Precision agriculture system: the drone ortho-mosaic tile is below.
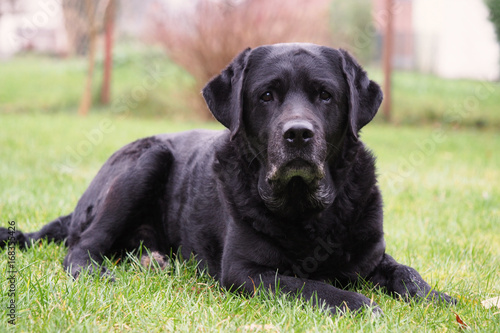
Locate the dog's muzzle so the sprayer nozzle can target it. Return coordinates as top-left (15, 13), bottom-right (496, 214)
top-left (267, 158), bottom-right (325, 186)
top-left (266, 119), bottom-right (326, 186)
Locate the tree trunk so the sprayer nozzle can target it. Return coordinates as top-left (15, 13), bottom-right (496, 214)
top-left (382, 0), bottom-right (394, 121)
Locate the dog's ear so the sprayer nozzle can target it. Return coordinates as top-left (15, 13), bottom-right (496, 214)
top-left (202, 48), bottom-right (251, 139)
top-left (338, 49), bottom-right (383, 140)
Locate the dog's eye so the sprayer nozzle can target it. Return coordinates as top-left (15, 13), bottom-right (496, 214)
top-left (319, 90), bottom-right (332, 101)
top-left (260, 91), bottom-right (274, 102)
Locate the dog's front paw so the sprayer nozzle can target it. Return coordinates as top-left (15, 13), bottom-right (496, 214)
top-left (425, 289), bottom-right (457, 305)
top-left (331, 292), bottom-right (383, 317)
top-left (66, 264), bottom-right (115, 282)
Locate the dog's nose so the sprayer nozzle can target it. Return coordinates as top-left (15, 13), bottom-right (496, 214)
top-left (283, 121), bottom-right (315, 147)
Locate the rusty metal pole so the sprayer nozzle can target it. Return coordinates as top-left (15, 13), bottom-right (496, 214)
top-left (382, 0), bottom-right (394, 121)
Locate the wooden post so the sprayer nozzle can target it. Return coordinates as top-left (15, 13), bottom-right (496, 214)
top-left (78, 0), bottom-right (97, 116)
top-left (382, 0), bottom-right (394, 121)
top-left (100, 0), bottom-right (115, 105)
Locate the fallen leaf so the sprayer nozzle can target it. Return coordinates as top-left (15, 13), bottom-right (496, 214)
top-left (481, 296), bottom-right (500, 309)
top-left (454, 312), bottom-right (469, 330)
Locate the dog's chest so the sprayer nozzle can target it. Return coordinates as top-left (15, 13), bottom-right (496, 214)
top-left (276, 223), bottom-right (353, 276)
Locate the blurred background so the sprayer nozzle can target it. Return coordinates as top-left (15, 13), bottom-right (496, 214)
top-left (2, 3), bottom-right (500, 331)
top-left (0, 0), bottom-right (499, 126)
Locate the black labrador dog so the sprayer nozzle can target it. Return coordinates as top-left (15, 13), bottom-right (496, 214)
top-left (1, 43), bottom-right (454, 314)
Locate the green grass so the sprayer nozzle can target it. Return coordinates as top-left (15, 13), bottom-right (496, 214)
top-left (1, 49), bottom-right (499, 127)
top-left (367, 68), bottom-right (500, 127)
top-left (1, 113), bottom-right (499, 332)
top-left (0, 46), bottom-right (197, 119)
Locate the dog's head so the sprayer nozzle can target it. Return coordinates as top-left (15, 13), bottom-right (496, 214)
top-left (203, 43), bottom-right (382, 217)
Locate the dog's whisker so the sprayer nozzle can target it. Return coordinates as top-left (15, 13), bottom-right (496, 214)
top-left (248, 148), bottom-right (267, 168)
top-left (325, 142), bottom-right (342, 156)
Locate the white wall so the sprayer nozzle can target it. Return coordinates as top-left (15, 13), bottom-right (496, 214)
top-left (0, 0), bottom-right (68, 58)
top-left (413, 0), bottom-right (499, 81)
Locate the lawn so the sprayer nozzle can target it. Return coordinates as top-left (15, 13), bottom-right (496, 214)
top-left (1, 113), bottom-right (499, 332)
top-left (0, 46), bottom-right (197, 119)
top-left (1, 48), bottom-right (500, 127)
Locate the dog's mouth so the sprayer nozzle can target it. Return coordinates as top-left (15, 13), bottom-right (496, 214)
top-left (259, 158), bottom-right (333, 216)
top-left (267, 158), bottom-right (325, 186)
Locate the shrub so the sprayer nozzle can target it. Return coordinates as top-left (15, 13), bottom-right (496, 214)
top-left (485, 0), bottom-right (500, 44)
top-left (330, 0), bottom-right (375, 64)
top-left (147, 0), bottom-right (332, 119)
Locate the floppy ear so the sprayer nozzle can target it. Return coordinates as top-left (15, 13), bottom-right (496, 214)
top-left (339, 49), bottom-right (383, 140)
top-left (202, 48), bottom-right (251, 139)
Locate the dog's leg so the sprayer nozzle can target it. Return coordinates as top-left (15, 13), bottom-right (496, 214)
top-left (368, 253), bottom-right (456, 304)
top-left (222, 267), bottom-right (382, 315)
top-left (63, 145), bottom-right (172, 279)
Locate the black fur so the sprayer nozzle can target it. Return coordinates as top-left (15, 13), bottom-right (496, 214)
top-left (0, 43), bottom-right (455, 314)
